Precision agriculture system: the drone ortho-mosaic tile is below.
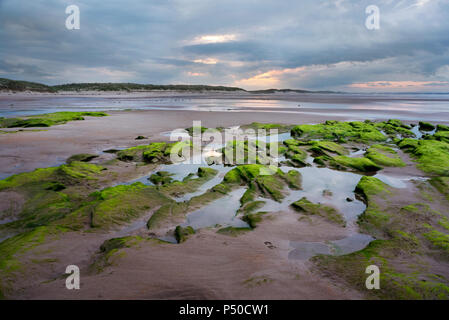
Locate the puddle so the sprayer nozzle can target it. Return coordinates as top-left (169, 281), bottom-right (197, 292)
top-left (181, 188), bottom-right (250, 230)
top-left (257, 166), bottom-right (366, 222)
top-left (348, 149), bottom-right (366, 157)
top-left (374, 173), bottom-right (428, 189)
top-left (410, 125), bottom-right (437, 139)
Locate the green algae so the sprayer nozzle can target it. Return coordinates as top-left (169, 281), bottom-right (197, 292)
top-left (0, 167), bottom-right (58, 191)
top-left (57, 161), bottom-right (104, 183)
top-left (434, 130), bottom-right (449, 143)
top-left (313, 174), bottom-right (449, 300)
top-left (0, 161), bottom-right (107, 229)
top-left (186, 126), bottom-right (208, 135)
top-left (282, 139), bottom-right (309, 167)
top-left (355, 176), bottom-right (391, 201)
top-left (90, 182), bottom-right (170, 228)
top-left (365, 144), bottom-right (405, 167)
top-left (419, 121), bottom-right (436, 131)
top-left (375, 119), bottom-right (414, 137)
top-left (291, 120), bottom-right (386, 142)
top-left (437, 124), bottom-right (449, 131)
top-left (240, 200), bottom-right (266, 215)
top-left (423, 224), bottom-right (449, 254)
top-left (66, 153), bottom-right (99, 164)
top-left (429, 176), bottom-right (449, 201)
top-left (242, 211), bottom-right (268, 228)
top-left (0, 111), bottom-right (108, 128)
top-left (239, 122), bottom-right (292, 133)
top-left (291, 197), bottom-right (346, 227)
top-left (229, 165), bottom-right (286, 201)
top-left (284, 170), bottom-right (302, 189)
top-left (399, 139), bottom-right (449, 175)
top-left (92, 236), bottom-right (155, 273)
top-left (117, 142), bottom-right (170, 162)
top-left (312, 239), bottom-right (449, 300)
top-left (331, 156), bottom-right (383, 172)
top-left (149, 171), bottom-right (174, 185)
top-left (0, 226), bottom-right (67, 297)
top-left (174, 225), bottom-right (195, 243)
top-left (222, 139), bottom-right (277, 165)
top-left (157, 167), bottom-right (218, 197)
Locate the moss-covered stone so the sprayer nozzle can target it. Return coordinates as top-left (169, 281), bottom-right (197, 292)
top-left (282, 139), bottom-right (309, 167)
top-left (158, 167), bottom-right (218, 198)
top-left (0, 111), bottom-right (108, 128)
top-left (291, 121), bottom-right (386, 142)
top-left (224, 165), bottom-right (287, 201)
top-left (242, 211), bottom-right (268, 228)
top-left (239, 122), bottom-right (292, 133)
top-left (284, 170), bottom-right (302, 189)
top-left (419, 121), bottom-right (436, 131)
top-left (331, 156), bottom-right (383, 172)
top-left (117, 142), bottom-right (171, 163)
top-left (90, 182), bottom-right (170, 228)
top-left (66, 153), bottom-right (99, 164)
top-left (291, 197), bottom-right (346, 227)
top-left (148, 171), bottom-right (174, 185)
top-left (398, 139), bottom-right (449, 175)
top-left (174, 225), bottom-right (195, 243)
top-left (365, 144), bottom-right (405, 167)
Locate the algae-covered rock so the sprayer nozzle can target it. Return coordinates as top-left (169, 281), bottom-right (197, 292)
top-left (239, 122), bottom-right (292, 133)
top-left (174, 225), bottom-right (195, 243)
top-left (0, 111), bottom-right (108, 128)
top-left (437, 124), bottom-right (449, 132)
top-left (117, 142), bottom-right (170, 162)
top-left (331, 156), bottom-right (383, 172)
top-left (224, 164), bottom-right (288, 201)
top-left (283, 139), bottom-right (309, 167)
top-left (90, 182), bottom-right (170, 228)
top-left (419, 121), bottom-right (436, 131)
top-left (242, 211), bottom-right (268, 228)
top-left (149, 171), bottom-right (174, 185)
top-left (365, 144), bottom-right (405, 167)
top-left (158, 167), bottom-right (218, 197)
top-left (398, 139), bottom-right (449, 175)
top-left (291, 197), bottom-right (346, 227)
top-left (66, 153), bottom-right (99, 164)
top-left (291, 121), bottom-right (386, 142)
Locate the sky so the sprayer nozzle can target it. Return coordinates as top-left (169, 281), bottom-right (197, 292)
top-left (0, 0), bottom-right (449, 92)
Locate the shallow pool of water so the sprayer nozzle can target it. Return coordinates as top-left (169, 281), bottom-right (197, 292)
top-left (181, 188), bottom-right (250, 230)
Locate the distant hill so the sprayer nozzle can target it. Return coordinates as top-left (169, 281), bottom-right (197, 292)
top-left (0, 78), bottom-right (245, 93)
top-left (0, 78), bottom-right (334, 94)
top-left (0, 78), bottom-right (56, 92)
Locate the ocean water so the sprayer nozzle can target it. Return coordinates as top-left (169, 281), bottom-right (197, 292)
top-left (1, 93), bottom-right (449, 122)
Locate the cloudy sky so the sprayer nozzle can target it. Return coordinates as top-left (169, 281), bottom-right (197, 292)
top-left (1, 0), bottom-right (449, 92)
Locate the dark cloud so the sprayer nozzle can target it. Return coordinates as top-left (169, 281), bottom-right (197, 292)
top-left (0, 0), bottom-right (448, 91)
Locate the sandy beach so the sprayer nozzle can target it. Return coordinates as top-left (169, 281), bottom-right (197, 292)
top-left (1, 92), bottom-right (449, 300)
